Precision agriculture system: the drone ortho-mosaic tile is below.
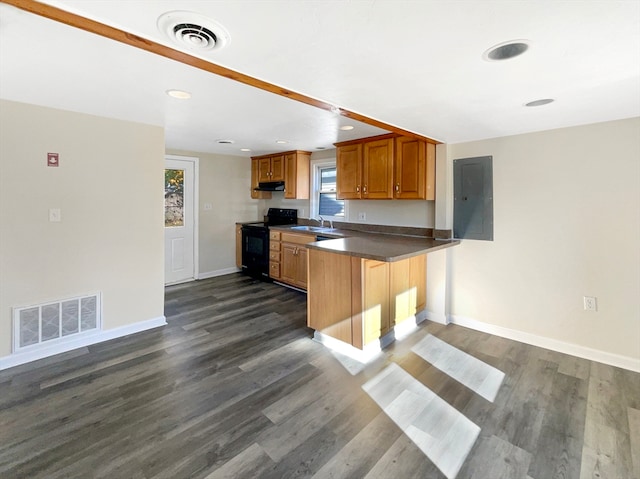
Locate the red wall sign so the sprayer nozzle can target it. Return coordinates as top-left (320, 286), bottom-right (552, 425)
top-left (47, 153), bottom-right (59, 167)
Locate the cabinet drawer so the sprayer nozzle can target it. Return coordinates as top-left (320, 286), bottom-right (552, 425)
top-left (281, 232), bottom-right (315, 245)
top-left (270, 241), bottom-right (281, 251)
top-left (269, 261), bottom-right (281, 279)
top-left (269, 251), bottom-right (281, 262)
top-left (269, 231), bottom-right (281, 241)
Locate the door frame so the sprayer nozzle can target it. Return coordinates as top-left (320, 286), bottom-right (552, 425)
top-left (165, 154), bottom-right (200, 282)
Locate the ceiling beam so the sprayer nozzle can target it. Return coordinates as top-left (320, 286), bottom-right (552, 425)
top-left (1, 0), bottom-right (441, 144)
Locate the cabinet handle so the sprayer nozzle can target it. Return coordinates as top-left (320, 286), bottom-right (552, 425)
top-left (356, 186), bottom-right (360, 193)
top-left (395, 183), bottom-right (400, 192)
top-left (363, 185), bottom-right (367, 193)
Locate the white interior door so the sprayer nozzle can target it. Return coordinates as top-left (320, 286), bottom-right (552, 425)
top-left (164, 157), bottom-right (197, 285)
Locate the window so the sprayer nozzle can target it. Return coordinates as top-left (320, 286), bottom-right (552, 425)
top-left (311, 161), bottom-right (345, 220)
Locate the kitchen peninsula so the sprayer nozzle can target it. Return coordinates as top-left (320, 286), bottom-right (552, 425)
top-left (304, 232), bottom-right (458, 352)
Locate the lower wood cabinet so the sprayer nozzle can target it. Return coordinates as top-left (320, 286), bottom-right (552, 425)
top-left (271, 231), bottom-right (314, 290)
top-left (236, 224), bottom-right (242, 268)
top-left (307, 249), bottom-right (426, 349)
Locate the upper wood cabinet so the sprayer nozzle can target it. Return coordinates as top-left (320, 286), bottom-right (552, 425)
top-left (335, 134), bottom-right (436, 200)
top-left (336, 144), bottom-right (363, 199)
top-left (284, 151), bottom-right (311, 199)
top-left (363, 138), bottom-right (394, 199)
top-left (257, 154), bottom-right (285, 182)
top-left (251, 150), bottom-right (310, 200)
top-left (394, 137), bottom-right (435, 200)
top-left (251, 158), bottom-right (272, 199)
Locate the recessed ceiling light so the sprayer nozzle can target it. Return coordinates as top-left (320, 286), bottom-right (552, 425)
top-left (240, 148), bottom-right (251, 152)
top-left (216, 139), bottom-right (234, 144)
top-left (340, 125), bottom-right (355, 131)
top-left (483, 40), bottom-right (530, 61)
top-left (275, 140), bottom-right (289, 144)
top-left (166, 89), bottom-right (191, 99)
top-left (158, 11), bottom-right (230, 52)
top-left (525, 98), bottom-right (555, 107)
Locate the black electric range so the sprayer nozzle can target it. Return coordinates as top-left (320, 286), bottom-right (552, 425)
top-left (241, 208), bottom-right (298, 279)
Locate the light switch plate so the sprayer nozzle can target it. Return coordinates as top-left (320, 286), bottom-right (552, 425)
top-left (49, 208), bottom-right (61, 222)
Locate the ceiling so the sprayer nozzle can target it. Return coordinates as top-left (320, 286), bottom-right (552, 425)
top-left (1, 0), bottom-right (639, 157)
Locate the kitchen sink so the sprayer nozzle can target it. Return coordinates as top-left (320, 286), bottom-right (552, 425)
top-left (290, 225), bottom-right (338, 233)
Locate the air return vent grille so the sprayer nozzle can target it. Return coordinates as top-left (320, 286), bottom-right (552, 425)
top-left (13, 293), bottom-right (101, 352)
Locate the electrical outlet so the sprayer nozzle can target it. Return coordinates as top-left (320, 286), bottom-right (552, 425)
top-left (203, 202), bottom-right (212, 211)
top-left (583, 296), bottom-right (597, 311)
top-left (300, 208), bottom-right (305, 217)
top-left (357, 212), bottom-right (366, 221)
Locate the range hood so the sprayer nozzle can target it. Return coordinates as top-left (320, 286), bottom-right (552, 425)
top-left (255, 181), bottom-right (285, 191)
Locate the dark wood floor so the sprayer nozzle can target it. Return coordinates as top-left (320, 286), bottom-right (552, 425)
top-left (1, 273), bottom-right (638, 479)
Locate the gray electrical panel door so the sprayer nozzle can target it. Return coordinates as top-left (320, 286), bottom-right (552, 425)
top-left (454, 156), bottom-right (493, 240)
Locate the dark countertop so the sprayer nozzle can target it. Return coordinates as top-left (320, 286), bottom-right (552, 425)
top-left (270, 225), bottom-right (460, 262)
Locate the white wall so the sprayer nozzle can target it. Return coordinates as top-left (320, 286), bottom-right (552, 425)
top-left (166, 149), bottom-right (260, 277)
top-left (447, 117), bottom-right (640, 364)
top-left (0, 100), bottom-right (165, 358)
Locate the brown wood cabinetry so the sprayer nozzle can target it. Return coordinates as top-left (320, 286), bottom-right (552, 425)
top-left (336, 143), bottom-right (362, 199)
top-left (363, 138), bottom-right (394, 199)
top-left (284, 151), bottom-right (311, 199)
top-left (257, 154), bottom-right (285, 182)
top-left (251, 158), bottom-right (272, 199)
top-left (236, 224), bottom-right (243, 268)
top-left (394, 137), bottom-right (435, 200)
top-left (307, 249), bottom-right (427, 349)
top-left (279, 232), bottom-right (314, 289)
top-left (250, 150), bottom-right (310, 200)
top-left (269, 230), bottom-right (282, 279)
top-left (335, 134), bottom-right (435, 201)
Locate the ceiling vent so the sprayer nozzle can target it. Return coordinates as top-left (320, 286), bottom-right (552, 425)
top-left (158, 11), bottom-right (230, 52)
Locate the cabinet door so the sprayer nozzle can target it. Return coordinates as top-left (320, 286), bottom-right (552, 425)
top-left (390, 254), bottom-right (427, 326)
top-left (363, 138), bottom-right (394, 199)
top-left (251, 158), bottom-right (271, 199)
top-left (235, 224), bottom-right (242, 268)
top-left (337, 144), bottom-right (362, 199)
top-left (281, 243), bottom-right (298, 285)
top-left (271, 155), bottom-right (285, 181)
top-left (362, 259), bottom-right (390, 345)
top-left (296, 246), bottom-right (308, 289)
top-left (284, 152), bottom-right (297, 199)
top-left (258, 157), bottom-right (272, 182)
top-left (395, 137), bottom-right (426, 199)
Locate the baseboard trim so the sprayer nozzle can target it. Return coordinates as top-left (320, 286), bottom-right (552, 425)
top-left (449, 314), bottom-right (640, 373)
top-left (425, 310), bottom-right (449, 325)
top-left (198, 267), bottom-right (240, 280)
top-left (0, 316), bottom-right (167, 371)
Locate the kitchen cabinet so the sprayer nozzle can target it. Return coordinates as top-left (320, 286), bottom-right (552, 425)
top-left (251, 158), bottom-right (272, 199)
top-left (394, 137), bottom-right (435, 200)
top-left (257, 154), bottom-right (285, 182)
top-left (336, 143), bottom-right (362, 199)
top-left (307, 249), bottom-right (427, 349)
top-left (284, 151), bottom-right (311, 199)
top-left (363, 137), bottom-right (394, 199)
top-left (277, 231), bottom-right (314, 290)
top-left (250, 150), bottom-right (310, 200)
top-left (335, 134), bottom-right (435, 201)
top-left (269, 230), bottom-right (282, 280)
top-left (236, 224), bottom-right (243, 268)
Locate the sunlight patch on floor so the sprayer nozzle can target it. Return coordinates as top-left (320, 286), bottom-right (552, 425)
top-left (412, 334), bottom-right (505, 402)
top-left (363, 363), bottom-right (480, 479)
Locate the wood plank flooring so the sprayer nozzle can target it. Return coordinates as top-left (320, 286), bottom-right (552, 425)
top-left (1, 273), bottom-right (638, 478)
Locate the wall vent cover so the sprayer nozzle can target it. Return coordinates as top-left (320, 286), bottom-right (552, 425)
top-left (13, 293), bottom-right (101, 352)
top-left (158, 11), bottom-right (230, 52)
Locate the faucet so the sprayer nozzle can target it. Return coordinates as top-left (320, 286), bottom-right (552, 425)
top-left (315, 216), bottom-right (333, 229)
